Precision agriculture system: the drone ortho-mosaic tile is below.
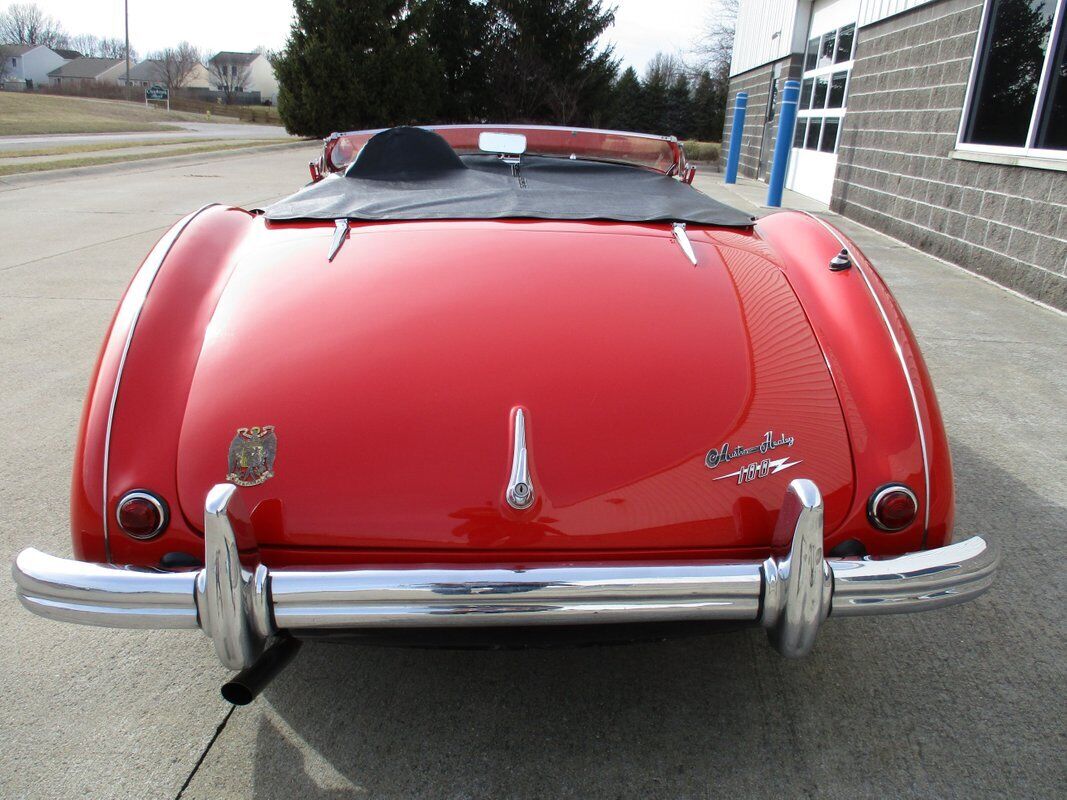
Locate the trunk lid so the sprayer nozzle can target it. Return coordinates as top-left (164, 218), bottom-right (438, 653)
top-left (176, 220), bottom-right (853, 555)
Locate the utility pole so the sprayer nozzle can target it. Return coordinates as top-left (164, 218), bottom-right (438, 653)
top-left (124, 0), bottom-right (130, 101)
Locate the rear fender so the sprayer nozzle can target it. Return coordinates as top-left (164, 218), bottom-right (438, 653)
top-left (71, 205), bottom-right (256, 564)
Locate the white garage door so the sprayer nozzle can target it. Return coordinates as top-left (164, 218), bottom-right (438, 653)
top-left (786, 0), bottom-right (860, 204)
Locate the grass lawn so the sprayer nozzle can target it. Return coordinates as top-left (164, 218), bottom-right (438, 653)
top-left (0, 137), bottom-right (227, 158)
top-left (0, 92), bottom-right (237, 136)
top-left (0, 139), bottom-right (290, 176)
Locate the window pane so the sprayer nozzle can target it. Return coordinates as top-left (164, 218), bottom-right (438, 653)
top-left (836, 24), bottom-right (856, 62)
top-left (800, 78), bottom-right (814, 108)
top-left (794, 118), bottom-right (808, 148)
top-left (813, 75), bottom-right (829, 108)
top-left (963, 0), bottom-right (1057, 147)
top-left (819, 32), bottom-right (836, 69)
top-left (806, 37), bottom-right (819, 71)
top-left (1035, 17), bottom-right (1067, 150)
top-left (828, 72), bottom-right (848, 107)
top-left (806, 118), bottom-right (823, 149)
top-left (821, 118), bottom-right (840, 152)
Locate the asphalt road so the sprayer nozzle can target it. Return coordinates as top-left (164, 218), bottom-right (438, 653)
top-left (0, 149), bottom-right (1064, 799)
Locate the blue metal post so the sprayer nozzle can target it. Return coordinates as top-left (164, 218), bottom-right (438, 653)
top-left (724, 92), bottom-right (747, 185)
top-left (766, 79), bottom-right (800, 208)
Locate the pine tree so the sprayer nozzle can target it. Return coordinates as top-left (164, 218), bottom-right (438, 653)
top-left (691, 69), bottom-right (724, 141)
top-left (426, 0), bottom-right (491, 122)
top-left (275, 0), bottom-right (442, 137)
top-left (610, 66), bottom-right (643, 132)
top-left (485, 0), bottom-right (619, 124)
top-left (665, 74), bottom-right (694, 140)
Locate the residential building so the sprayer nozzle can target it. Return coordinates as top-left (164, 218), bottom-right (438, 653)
top-left (724, 0), bottom-right (1066, 310)
top-left (0, 43), bottom-right (69, 88)
top-left (48, 56), bottom-right (126, 87)
top-left (117, 58), bottom-right (212, 89)
top-left (208, 51), bottom-right (278, 104)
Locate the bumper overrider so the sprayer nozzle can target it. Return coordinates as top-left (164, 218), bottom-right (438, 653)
top-left (14, 480), bottom-right (997, 671)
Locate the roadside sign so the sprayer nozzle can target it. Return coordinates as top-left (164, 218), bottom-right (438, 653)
top-left (145, 83), bottom-right (170, 111)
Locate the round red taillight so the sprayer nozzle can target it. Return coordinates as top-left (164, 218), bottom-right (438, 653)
top-left (116, 491), bottom-right (168, 539)
top-left (868, 484), bottom-right (918, 532)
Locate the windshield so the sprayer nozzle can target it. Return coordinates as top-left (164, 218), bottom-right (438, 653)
top-left (320, 125), bottom-right (686, 176)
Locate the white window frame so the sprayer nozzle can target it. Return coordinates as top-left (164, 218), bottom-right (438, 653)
top-left (956, 0), bottom-right (1067, 160)
top-left (796, 24), bottom-right (855, 154)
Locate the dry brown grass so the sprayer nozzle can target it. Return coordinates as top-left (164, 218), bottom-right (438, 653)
top-left (0, 140), bottom-right (291, 176)
top-left (0, 92), bottom-right (236, 136)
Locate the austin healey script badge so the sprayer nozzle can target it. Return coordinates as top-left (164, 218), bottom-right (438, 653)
top-left (705, 430), bottom-right (801, 485)
top-left (227, 426), bottom-right (277, 486)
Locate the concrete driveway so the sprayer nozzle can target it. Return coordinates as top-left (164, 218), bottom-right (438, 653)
top-left (0, 149), bottom-right (1064, 799)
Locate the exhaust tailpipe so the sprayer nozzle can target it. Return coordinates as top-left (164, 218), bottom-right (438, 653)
top-left (221, 637), bottom-right (302, 705)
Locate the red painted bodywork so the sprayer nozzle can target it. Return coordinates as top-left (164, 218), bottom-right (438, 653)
top-left (71, 185), bottom-right (953, 569)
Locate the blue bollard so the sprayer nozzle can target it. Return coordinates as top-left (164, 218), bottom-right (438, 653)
top-left (724, 92), bottom-right (747, 185)
top-left (766, 79), bottom-right (800, 208)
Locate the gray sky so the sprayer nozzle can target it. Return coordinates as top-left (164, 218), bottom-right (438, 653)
top-left (24, 0), bottom-right (710, 72)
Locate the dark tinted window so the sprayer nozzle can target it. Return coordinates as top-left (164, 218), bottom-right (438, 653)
top-left (794, 118), bottom-right (808, 148)
top-left (806, 37), bottom-right (819, 71)
top-left (813, 75), bottom-right (829, 108)
top-left (828, 72), bottom-right (848, 107)
top-left (806, 118), bottom-right (823, 149)
top-left (800, 78), bottom-right (814, 108)
top-left (836, 24), bottom-right (856, 62)
top-left (963, 0), bottom-right (1057, 146)
top-left (1035, 18), bottom-right (1066, 149)
top-left (821, 119), bottom-right (840, 152)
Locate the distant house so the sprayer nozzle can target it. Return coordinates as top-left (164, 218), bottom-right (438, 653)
top-left (53, 48), bottom-right (83, 61)
top-left (48, 56), bottom-right (126, 86)
top-left (1, 43), bottom-right (70, 89)
top-left (208, 51), bottom-right (277, 104)
top-left (118, 58), bottom-right (212, 89)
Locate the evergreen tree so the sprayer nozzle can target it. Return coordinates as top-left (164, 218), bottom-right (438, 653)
top-left (275, 0), bottom-right (442, 137)
top-left (665, 74), bottom-right (694, 139)
top-left (610, 66), bottom-right (643, 131)
top-left (426, 0), bottom-right (491, 122)
top-left (691, 69), bottom-right (724, 141)
top-left (485, 0), bottom-right (619, 124)
top-left (638, 53), bottom-right (674, 134)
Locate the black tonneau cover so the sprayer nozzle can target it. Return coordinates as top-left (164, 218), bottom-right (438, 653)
top-left (264, 127), bottom-right (754, 227)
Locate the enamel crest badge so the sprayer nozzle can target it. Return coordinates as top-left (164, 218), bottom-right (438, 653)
top-left (226, 426), bottom-right (277, 487)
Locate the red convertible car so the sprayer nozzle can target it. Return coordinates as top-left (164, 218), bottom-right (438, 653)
top-left (13, 125), bottom-right (998, 704)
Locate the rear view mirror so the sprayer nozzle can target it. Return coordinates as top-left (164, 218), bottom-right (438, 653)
top-left (479, 131), bottom-right (527, 156)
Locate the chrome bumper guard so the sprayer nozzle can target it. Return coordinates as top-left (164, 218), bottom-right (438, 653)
top-left (13, 480), bottom-right (999, 669)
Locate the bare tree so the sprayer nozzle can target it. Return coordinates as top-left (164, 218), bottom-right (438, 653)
top-left (691, 0), bottom-right (738, 81)
top-left (151, 42), bottom-right (201, 91)
top-left (644, 52), bottom-right (684, 86)
top-left (0, 3), bottom-right (68, 48)
top-left (208, 56), bottom-right (250, 103)
top-left (68, 33), bottom-right (135, 60)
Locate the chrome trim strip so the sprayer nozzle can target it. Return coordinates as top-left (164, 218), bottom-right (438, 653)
top-left (672, 222), bottom-right (698, 266)
top-left (11, 482), bottom-right (997, 667)
top-left (505, 408), bottom-right (535, 510)
top-left (102, 204), bottom-right (217, 562)
top-left (800, 212), bottom-right (932, 536)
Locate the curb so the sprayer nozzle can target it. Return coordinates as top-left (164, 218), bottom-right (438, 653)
top-left (0, 140), bottom-right (317, 189)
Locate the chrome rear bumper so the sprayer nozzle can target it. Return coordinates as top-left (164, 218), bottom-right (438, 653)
top-left (12, 480), bottom-right (998, 669)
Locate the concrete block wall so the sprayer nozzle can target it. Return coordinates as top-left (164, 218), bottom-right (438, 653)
top-left (832, 0), bottom-right (1067, 310)
top-left (723, 56), bottom-right (803, 180)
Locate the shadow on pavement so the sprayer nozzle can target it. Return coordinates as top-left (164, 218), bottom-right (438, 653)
top-left (244, 441), bottom-right (1064, 800)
